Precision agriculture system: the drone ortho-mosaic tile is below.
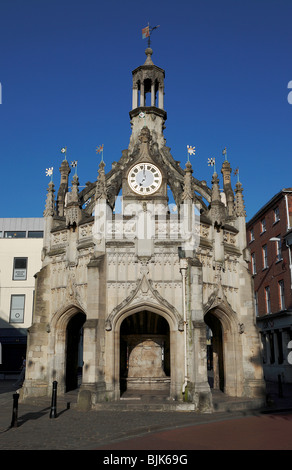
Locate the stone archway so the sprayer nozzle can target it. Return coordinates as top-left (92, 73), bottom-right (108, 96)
top-left (204, 305), bottom-right (243, 397)
top-left (49, 304), bottom-right (86, 394)
top-left (65, 311), bottom-right (86, 392)
top-left (106, 302), bottom-right (184, 401)
top-left (120, 310), bottom-right (170, 395)
top-left (204, 312), bottom-right (224, 392)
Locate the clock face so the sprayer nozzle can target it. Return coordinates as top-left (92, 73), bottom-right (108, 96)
top-left (128, 163), bottom-right (162, 195)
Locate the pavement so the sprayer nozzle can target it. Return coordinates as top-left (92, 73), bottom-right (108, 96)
top-left (0, 379), bottom-right (292, 452)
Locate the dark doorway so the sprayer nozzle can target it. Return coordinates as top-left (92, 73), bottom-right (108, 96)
top-left (120, 311), bottom-right (170, 395)
top-left (204, 312), bottom-right (224, 392)
top-left (65, 312), bottom-right (86, 392)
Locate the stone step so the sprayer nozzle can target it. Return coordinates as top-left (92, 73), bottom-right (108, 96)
top-left (91, 392), bottom-right (264, 413)
top-left (92, 401), bottom-right (196, 412)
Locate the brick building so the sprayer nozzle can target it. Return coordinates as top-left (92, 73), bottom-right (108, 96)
top-left (246, 189), bottom-right (292, 383)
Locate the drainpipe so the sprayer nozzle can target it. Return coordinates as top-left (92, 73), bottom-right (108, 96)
top-left (180, 259), bottom-right (188, 395)
top-left (285, 194), bottom-right (291, 230)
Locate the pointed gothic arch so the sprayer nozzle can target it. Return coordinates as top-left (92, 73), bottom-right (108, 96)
top-left (204, 301), bottom-right (243, 397)
top-left (48, 303), bottom-right (86, 393)
top-left (105, 301), bottom-right (184, 400)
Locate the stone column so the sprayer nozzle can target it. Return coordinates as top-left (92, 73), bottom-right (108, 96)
top-left (78, 254), bottom-right (106, 410)
top-left (132, 84), bottom-right (138, 110)
top-left (140, 82), bottom-right (145, 107)
top-left (188, 258), bottom-right (212, 411)
top-left (151, 82), bottom-right (155, 106)
top-left (158, 85), bottom-right (164, 109)
top-left (22, 265), bottom-right (51, 399)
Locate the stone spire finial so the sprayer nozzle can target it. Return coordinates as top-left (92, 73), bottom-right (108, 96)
top-left (210, 171), bottom-right (225, 228)
top-left (221, 159), bottom-right (234, 217)
top-left (211, 172), bottom-right (221, 203)
top-left (43, 180), bottom-right (55, 217)
top-left (65, 173), bottom-right (82, 227)
top-left (95, 160), bottom-right (107, 201)
top-left (235, 180), bottom-right (246, 218)
top-left (144, 47), bottom-right (154, 65)
top-left (70, 173), bottom-right (80, 202)
top-left (182, 161), bottom-right (194, 201)
top-left (57, 159), bottom-right (71, 217)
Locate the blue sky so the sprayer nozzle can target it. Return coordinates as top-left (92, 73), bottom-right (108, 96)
top-left (0, 0), bottom-right (291, 221)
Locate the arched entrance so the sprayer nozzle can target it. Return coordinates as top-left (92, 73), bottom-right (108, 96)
top-left (205, 312), bottom-right (224, 392)
top-left (120, 310), bottom-right (170, 396)
top-left (204, 305), bottom-right (242, 397)
top-left (65, 311), bottom-right (86, 392)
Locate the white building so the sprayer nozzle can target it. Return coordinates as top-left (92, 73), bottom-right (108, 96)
top-left (0, 218), bottom-right (43, 374)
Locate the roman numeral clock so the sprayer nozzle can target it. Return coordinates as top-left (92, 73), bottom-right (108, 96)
top-left (128, 163), bottom-right (162, 195)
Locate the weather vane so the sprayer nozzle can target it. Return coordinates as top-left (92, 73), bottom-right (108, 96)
top-left (234, 167), bottom-right (239, 182)
top-left (96, 144), bottom-right (104, 161)
top-left (187, 145), bottom-right (195, 162)
top-left (142, 23), bottom-right (160, 47)
top-left (46, 167), bottom-right (53, 181)
top-left (71, 160), bottom-right (78, 175)
top-left (208, 158), bottom-right (216, 173)
top-left (61, 146), bottom-right (67, 160)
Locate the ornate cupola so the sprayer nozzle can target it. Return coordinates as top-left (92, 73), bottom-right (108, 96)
top-left (129, 47), bottom-right (167, 151)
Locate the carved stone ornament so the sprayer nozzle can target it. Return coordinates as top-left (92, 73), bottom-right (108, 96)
top-left (105, 274), bottom-right (182, 331)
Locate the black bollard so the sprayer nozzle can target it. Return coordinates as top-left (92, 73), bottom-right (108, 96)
top-left (49, 381), bottom-right (58, 418)
top-left (11, 393), bottom-right (19, 428)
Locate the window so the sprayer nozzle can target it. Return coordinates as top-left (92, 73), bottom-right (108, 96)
top-left (265, 286), bottom-right (271, 314)
top-left (279, 280), bottom-right (285, 310)
top-left (10, 295), bottom-right (25, 323)
top-left (13, 257), bottom-right (28, 280)
top-left (274, 207), bottom-right (280, 223)
top-left (251, 253), bottom-right (256, 275)
top-left (262, 244), bottom-right (268, 269)
top-left (250, 228), bottom-right (255, 242)
top-left (261, 218), bottom-right (266, 233)
top-left (276, 237), bottom-right (282, 261)
top-left (28, 231), bottom-right (43, 238)
top-left (4, 231), bottom-right (26, 238)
